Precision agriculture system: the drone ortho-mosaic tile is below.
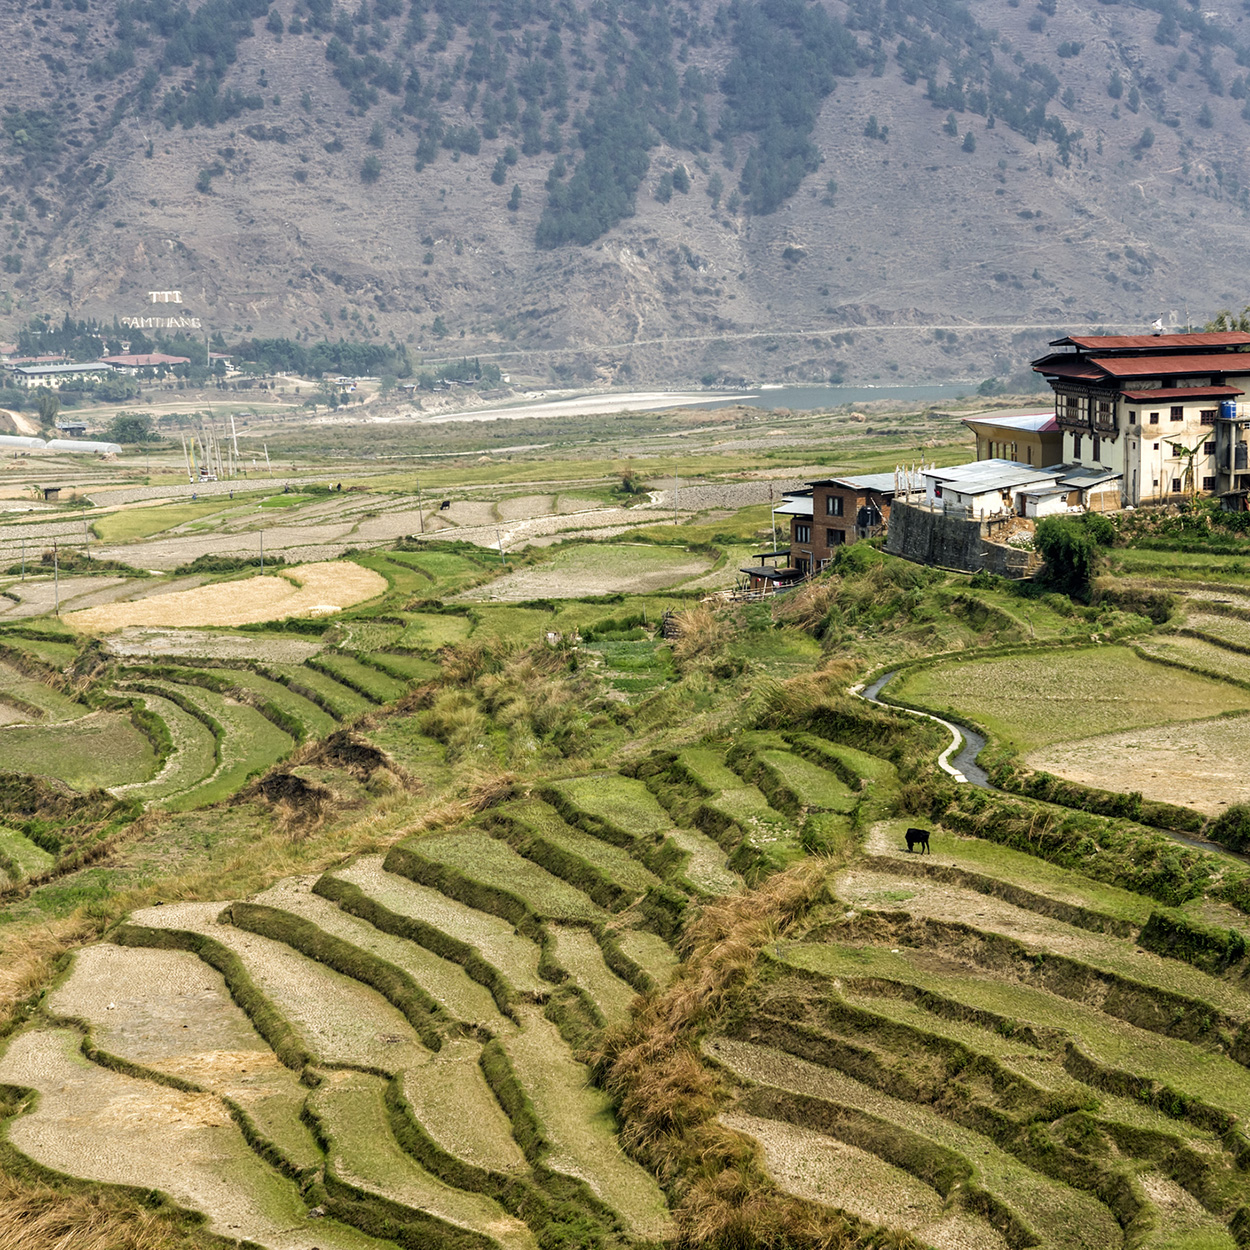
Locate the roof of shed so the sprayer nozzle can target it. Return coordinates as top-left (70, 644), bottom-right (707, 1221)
top-left (1050, 332), bottom-right (1250, 351)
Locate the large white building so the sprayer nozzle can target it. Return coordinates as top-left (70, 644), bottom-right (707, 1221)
top-left (1032, 331), bottom-right (1250, 508)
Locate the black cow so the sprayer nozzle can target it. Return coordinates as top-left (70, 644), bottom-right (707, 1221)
top-left (439, 499), bottom-right (451, 510)
top-left (905, 827), bottom-right (930, 854)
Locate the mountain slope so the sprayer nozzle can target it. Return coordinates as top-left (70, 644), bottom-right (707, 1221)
top-left (3, 0), bottom-right (1250, 385)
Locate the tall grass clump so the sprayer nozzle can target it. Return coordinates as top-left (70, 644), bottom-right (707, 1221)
top-left (593, 861), bottom-right (915, 1248)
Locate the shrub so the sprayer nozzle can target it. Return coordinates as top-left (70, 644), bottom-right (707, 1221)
top-left (1210, 803), bottom-right (1250, 852)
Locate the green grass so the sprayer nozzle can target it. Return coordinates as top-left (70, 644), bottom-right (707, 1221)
top-left (381, 550), bottom-right (493, 597)
top-left (336, 621), bottom-right (405, 650)
top-left (892, 645), bottom-right (1250, 753)
top-left (871, 823), bottom-right (1156, 926)
top-left (615, 929), bottom-right (680, 990)
top-left (549, 924), bottom-right (637, 1028)
top-left (777, 943), bottom-right (1250, 1119)
top-left (0, 660), bottom-right (89, 721)
top-left (589, 638), bottom-right (676, 696)
top-left (118, 690), bottom-right (219, 803)
top-left (500, 1004), bottom-right (672, 1239)
top-left (743, 738), bottom-right (859, 813)
top-left (258, 493), bottom-right (313, 508)
top-left (470, 606), bottom-right (562, 641)
top-left (365, 651), bottom-right (440, 682)
top-left (494, 798), bottom-right (662, 901)
top-left (0, 825), bottom-right (55, 878)
top-left (0, 710), bottom-right (157, 790)
top-left (272, 664), bottom-right (375, 720)
top-left (214, 667), bottom-right (338, 739)
top-left (315, 653), bottom-right (408, 703)
top-left (0, 634), bottom-right (79, 666)
top-left (1137, 634), bottom-right (1250, 686)
top-left (1109, 547), bottom-right (1250, 582)
top-left (150, 683), bottom-right (294, 809)
top-left (396, 613), bottom-right (474, 650)
top-left (550, 774), bottom-right (673, 842)
top-left (401, 830), bottom-right (605, 924)
top-left (91, 497), bottom-right (257, 543)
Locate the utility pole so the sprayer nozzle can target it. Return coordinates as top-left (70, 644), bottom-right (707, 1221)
top-left (260, 527), bottom-right (264, 574)
top-left (496, 526), bottom-right (505, 565)
top-left (20, 538), bottom-right (25, 580)
top-left (53, 541), bottom-right (59, 616)
top-left (82, 514), bottom-right (90, 558)
top-left (673, 464), bottom-right (678, 526)
top-left (416, 479), bottom-right (425, 532)
top-left (264, 443), bottom-right (272, 476)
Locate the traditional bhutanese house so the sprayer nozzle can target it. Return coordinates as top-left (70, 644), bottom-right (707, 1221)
top-left (1032, 330), bottom-right (1250, 508)
top-left (963, 412), bottom-right (1063, 467)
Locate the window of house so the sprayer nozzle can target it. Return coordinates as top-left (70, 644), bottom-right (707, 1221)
top-left (826, 495), bottom-right (844, 516)
top-left (1153, 479), bottom-right (1159, 488)
top-left (1073, 434), bottom-right (1083, 457)
top-left (1092, 435), bottom-right (1101, 459)
top-left (1096, 399), bottom-right (1113, 422)
top-left (827, 528), bottom-right (845, 545)
top-left (1205, 441), bottom-right (1216, 455)
top-left (1201, 409), bottom-right (1217, 426)
top-left (794, 523), bottom-right (811, 543)
top-left (1149, 412), bottom-right (1159, 424)
top-left (1171, 406), bottom-right (1184, 421)
top-left (1203, 476), bottom-right (1217, 491)
top-left (1172, 477), bottom-right (1182, 492)
top-left (1129, 410), bottom-right (1137, 424)
top-left (934, 485), bottom-right (943, 498)
top-left (1153, 442), bottom-right (1160, 450)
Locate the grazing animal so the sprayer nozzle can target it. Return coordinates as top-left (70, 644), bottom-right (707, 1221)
top-left (905, 827), bottom-right (930, 854)
top-left (439, 499), bottom-right (452, 510)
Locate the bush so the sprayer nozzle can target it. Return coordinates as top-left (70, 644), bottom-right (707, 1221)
top-left (1210, 803), bottom-right (1250, 852)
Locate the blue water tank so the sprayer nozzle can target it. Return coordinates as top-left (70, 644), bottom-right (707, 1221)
top-left (1221, 399), bottom-right (1238, 421)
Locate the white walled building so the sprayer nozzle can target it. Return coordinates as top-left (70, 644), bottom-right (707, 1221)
top-left (1032, 331), bottom-right (1250, 509)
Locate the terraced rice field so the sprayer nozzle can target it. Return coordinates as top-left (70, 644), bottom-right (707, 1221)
top-left (15, 715), bottom-right (1241, 1249)
top-left (271, 662), bottom-right (376, 720)
top-left (314, 652), bottom-right (409, 702)
top-left (0, 708), bottom-right (158, 789)
top-left (892, 645), bottom-right (1250, 752)
top-left (696, 806), bottom-right (1250, 1250)
top-left (0, 825), bottom-right (54, 883)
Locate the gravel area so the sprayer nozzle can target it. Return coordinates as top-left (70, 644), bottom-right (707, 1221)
top-left (463, 544), bottom-right (712, 601)
top-left (0, 575), bottom-right (129, 617)
top-left (103, 627), bottom-right (322, 662)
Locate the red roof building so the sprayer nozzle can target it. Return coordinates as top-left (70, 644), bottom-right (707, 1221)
top-left (102, 353), bottom-right (191, 371)
top-left (1032, 331), bottom-right (1250, 508)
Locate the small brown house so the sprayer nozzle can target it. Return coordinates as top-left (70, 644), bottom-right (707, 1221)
top-left (784, 472), bottom-right (902, 573)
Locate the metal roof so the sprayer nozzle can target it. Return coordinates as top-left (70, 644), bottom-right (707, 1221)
top-left (740, 565), bottom-right (801, 581)
top-left (45, 439), bottom-right (122, 454)
top-left (1120, 386), bottom-right (1244, 401)
top-left (774, 498), bottom-right (814, 516)
top-left (804, 470), bottom-right (918, 493)
top-left (1050, 332), bottom-right (1250, 350)
top-left (1031, 357), bottom-right (1106, 381)
top-left (1092, 353), bottom-right (1250, 378)
top-left (963, 412), bottom-right (1058, 433)
top-left (12, 362), bottom-right (111, 375)
top-left (925, 458), bottom-right (1061, 493)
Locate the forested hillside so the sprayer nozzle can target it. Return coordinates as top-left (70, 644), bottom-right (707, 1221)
top-left (4, 0), bottom-right (1250, 384)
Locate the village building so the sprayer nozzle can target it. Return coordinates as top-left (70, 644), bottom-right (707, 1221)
top-left (963, 412), bottom-right (1063, 467)
top-left (1032, 330), bottom-right (1250, 508)
top-left (771, 471), bottom-right (922, 579)
top-left (6, 362), bottom-right (113, 388)
top-left (100, 353), bottom-right (191, 374)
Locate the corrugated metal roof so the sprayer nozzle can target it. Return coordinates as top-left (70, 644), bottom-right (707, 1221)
top-left (1120, 386), bottom-right (1244, 401)
top-left (963, 412), bottom-right (1058, 432)
top-left (1093, 353), bottom-right (1250, 377)
top-left (1032, 357), bottom-right (1106, 380)
top-left (1050, 332), bottom-right (1250, 350)
top-left (925, 459), bottom-right (1061, 493)
top-left (12, 362), bottom-right (110, 375)
top-left (804, 470), bottom-right (920, 493)
top-left (774, 498), bottom-right (814, 516)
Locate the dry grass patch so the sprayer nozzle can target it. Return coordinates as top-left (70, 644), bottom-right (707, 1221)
top-left (65, 562), bottom-right (386, 632)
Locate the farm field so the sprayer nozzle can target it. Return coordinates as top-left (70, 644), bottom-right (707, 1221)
top-left (462, 543), bottom-right (715, 601)
top-left (891, 645), bottom-right (1250, 752)
top-left (11, 407), bottom-right (1250, 1250)
top-left (66, 562), bottom-right (387, 631)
